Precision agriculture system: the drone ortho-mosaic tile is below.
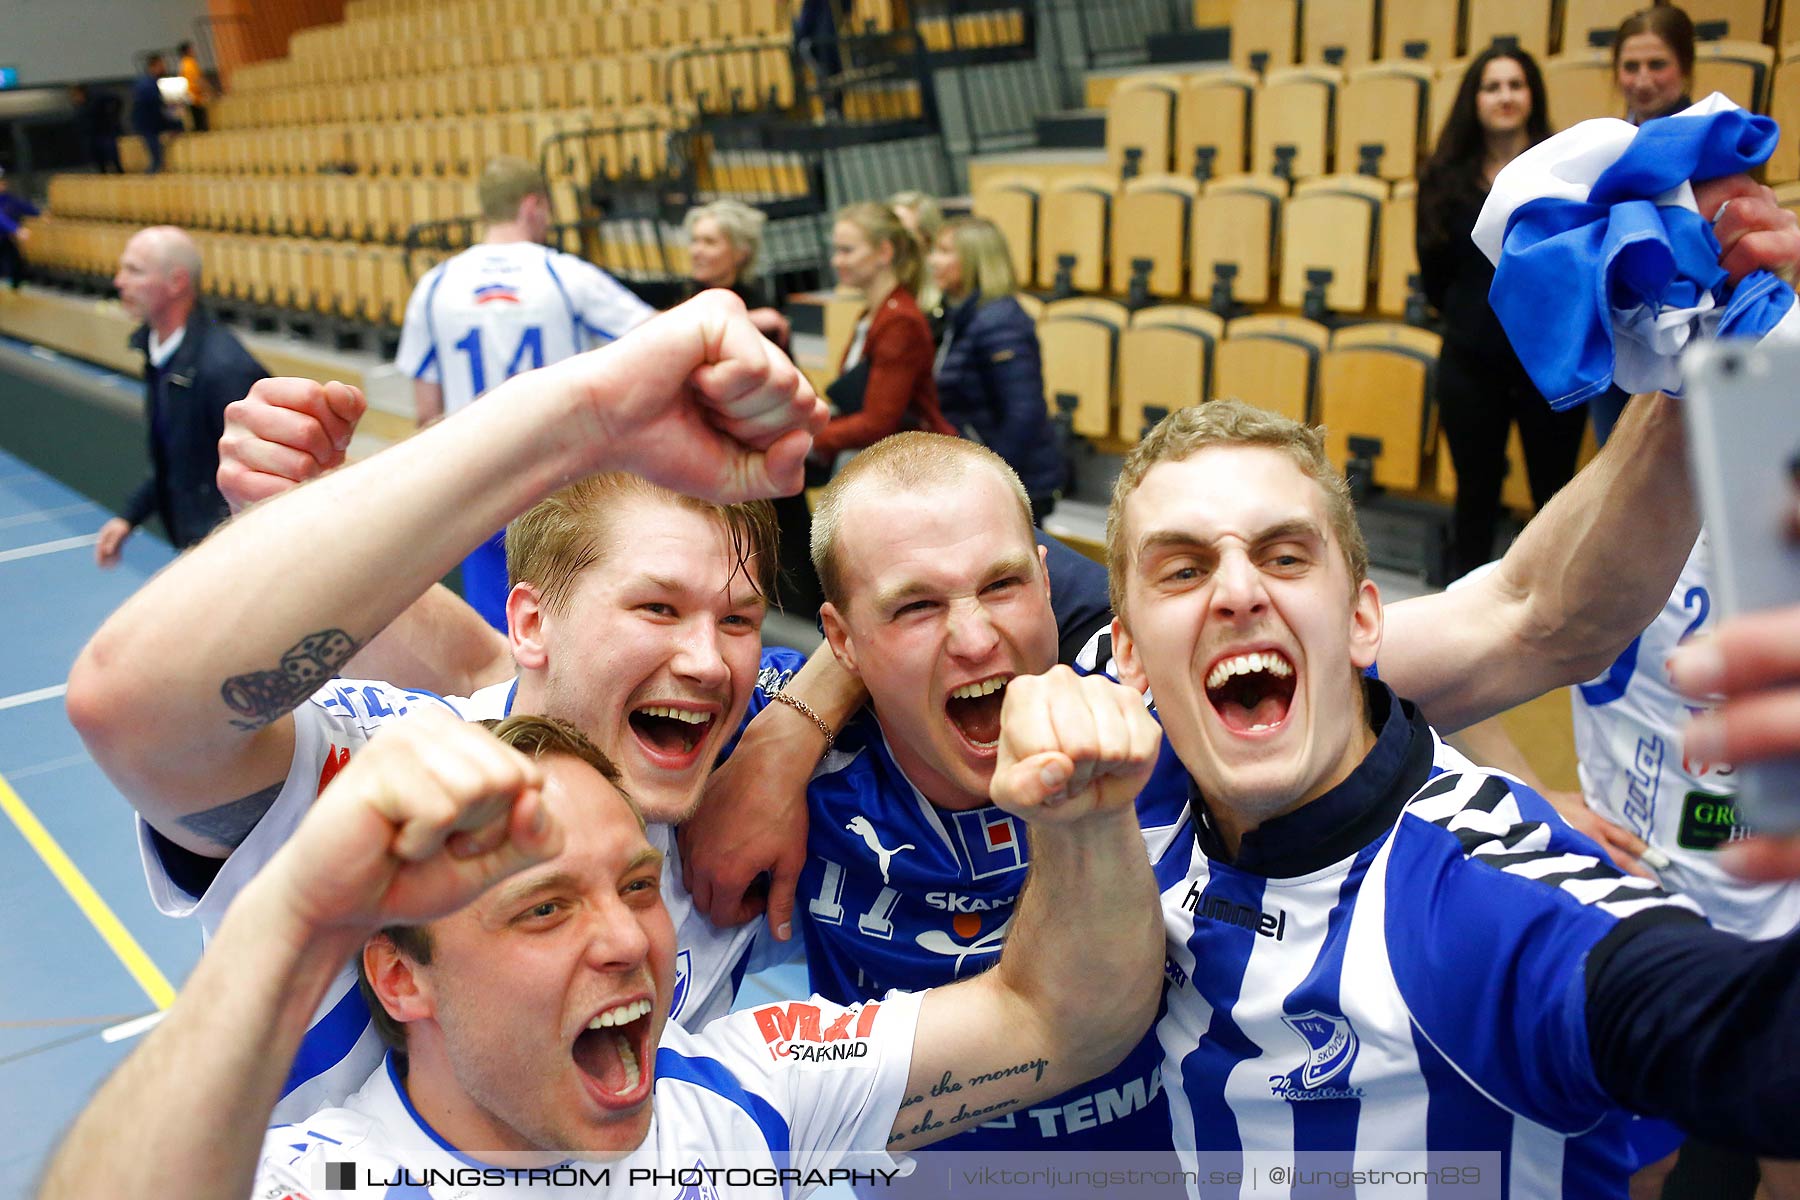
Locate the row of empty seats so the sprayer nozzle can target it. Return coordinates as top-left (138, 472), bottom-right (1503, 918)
top-left (1103, 41), bottom-right (1794, 189)
top-left (1030, 297), bottom-right (1447, 490)
top-left (23, 220), bottom-right (415, 325)
top-left (47, 174), bottom-right (481, 246)
top-left (163, 107), bottom-right (668, 180)
top-left (214, 41), bottom-right (796, 133)
top-left (233, 0), bottom-right (794, 94)
top-left (1230, 0), bottom-right (1792, 71)
top-left (974, 173), bottom-right (1422, 318)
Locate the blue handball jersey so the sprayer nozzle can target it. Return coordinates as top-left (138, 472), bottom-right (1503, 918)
top-left (1154, 708), bottom-right (1703, 1199)
top-left (795, 703), bottom-right (1191, 1152)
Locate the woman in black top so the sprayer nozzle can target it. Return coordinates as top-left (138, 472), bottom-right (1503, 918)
top-left (1418, 46), bottom-right (1585, 578)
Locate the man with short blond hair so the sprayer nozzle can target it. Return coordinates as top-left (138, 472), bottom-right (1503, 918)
top-left (396, 154), bottom-right (654, 625)
top-left (475, 155), bottom-right (550, 223)
top-left (808, 430), bottom-right (1036, 607)
top-left (1110, 400), bottom-right (1800, 1188)
top-left (96, 225), bottom-right (266, 567)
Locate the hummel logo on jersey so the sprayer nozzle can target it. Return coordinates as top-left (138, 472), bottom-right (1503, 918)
top-left (1269, 1012), bottom-right (1364, 1101)
top-left (846, 816), bottom-right (913, 884)
top-left (753, 1001), bottom-right (882, 1064)
top-left (1181, 880), bottom-right (1288, 940)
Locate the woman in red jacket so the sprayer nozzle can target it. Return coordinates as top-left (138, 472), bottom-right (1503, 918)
top-left (811, 202), bottom-right (956, 463)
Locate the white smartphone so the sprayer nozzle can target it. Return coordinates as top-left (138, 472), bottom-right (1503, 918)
top-left (1681, 340), bottom-right (1800, 833)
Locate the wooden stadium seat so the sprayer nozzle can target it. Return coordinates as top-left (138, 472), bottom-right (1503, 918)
top-left (1231, 0), bottom-right (1299, 73)
top-left (1040, 298), bottom-right (1129, 439)
top-left (1107, 75), bottom-right (1180, 178)
top-left (1466, 0), bottom-right (1552, 59)
top-left (1280, 175), bottom-right (1385, 313)
top-left (1429, 59), bottom-right (1471, 151)
top-left (1376, 180), bottom-right (1418, 317)
top-left (1693, 41), bottom-right (1774, 112)
top-left (1037, 175), bottom-right (1115, 295)
top-left (1253, 66), bottom-right (1340, 180)
top-left (1683, 0), bottom-right (1770, 41)
top-left (1175, 71), bottom-right (1254, 181)
top-left (1302, 0), bottom-right (1377, 69)
top-left (1190, 174), bottom-right (1284, 305)
top-left (1561, 0), bottom-right (1641, 52)
top-left (1543, 51), bottom-right (1620, 129)
top-left (1119, 306), bottom-right (1224, 442)
top-left (1318, 323), bottom-right (1443, 490)
top-left (1213, 314), bottom-right (1329, 421)
top-left (1382, 2), bottom-right (1463, 63)
top-left (1113, 175), bottom-right (1198, 300)
top-left (1768, 59), bottom-right (1800, 183)
top-left (1337, 63), bottom-right (1431, 180)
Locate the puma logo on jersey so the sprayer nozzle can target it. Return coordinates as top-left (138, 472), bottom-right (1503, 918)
top-left (846, 816), bottom-right (913, 884)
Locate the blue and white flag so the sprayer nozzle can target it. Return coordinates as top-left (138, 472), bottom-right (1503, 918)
top-left (1475, 93), bottom-right (1798, 408)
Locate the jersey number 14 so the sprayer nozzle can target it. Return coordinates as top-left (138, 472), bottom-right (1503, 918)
top-left (455, 325), bottom-right (544, 397)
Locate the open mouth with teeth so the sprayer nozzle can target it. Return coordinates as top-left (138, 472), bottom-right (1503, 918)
top-left (627, 704), bottom-right (716, 765)
top-left (1204, 651), bottom-right (1297, 734)
top-left (945, 675), bottom-right (1010, 750)
top-left (572, 997), bottom-right (655, 1108)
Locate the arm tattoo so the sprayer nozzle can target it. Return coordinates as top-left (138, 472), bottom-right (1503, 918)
top-left (175, 779), bottom-right (285, 850)
top-left (892, 1058), bottom-right (1049, 1145)
top-left (220, 629), bottom-right (359, 732)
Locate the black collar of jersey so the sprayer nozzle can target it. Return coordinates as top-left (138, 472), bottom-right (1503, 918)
top-left (1188, 679), bottom-right (1435, 878)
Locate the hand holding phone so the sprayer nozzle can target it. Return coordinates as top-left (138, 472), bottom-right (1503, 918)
top-left (1678, 341), bottom-right (1800, 832)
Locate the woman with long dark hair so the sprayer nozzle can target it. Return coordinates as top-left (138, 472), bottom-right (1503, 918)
top-left (1418, 46), bottom-right (1588, 577)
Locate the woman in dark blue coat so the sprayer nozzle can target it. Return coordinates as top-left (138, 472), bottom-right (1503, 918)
top-left (926, 216), bottom-right (1063, 521)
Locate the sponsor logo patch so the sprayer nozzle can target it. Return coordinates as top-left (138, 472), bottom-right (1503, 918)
top-left (752, 1001), bottom-right (881, 1064)
top-left (1677, 789), bottom-right (1750, 851)
top-left (1269, 1011), bottom-right (1364, 1102)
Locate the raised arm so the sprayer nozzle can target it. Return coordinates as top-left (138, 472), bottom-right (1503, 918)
top-left (681, 641), bottom-right (867, 938)
top-left (891, 666), bottom-right (1165, 1152)
top-left (213, 372), bottom-right (514, 694)
top-left (1382, 176), bottom-right (1800, 733)
top-left (38, 712), bottom-right (561, 1200)
top-left (67, 292), bottom-right (823, 856)
top-left (1381, 392), bottom-right (1693, 733)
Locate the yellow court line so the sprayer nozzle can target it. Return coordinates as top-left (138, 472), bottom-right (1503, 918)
top-left (0, 771), bottom-right (175, 1010)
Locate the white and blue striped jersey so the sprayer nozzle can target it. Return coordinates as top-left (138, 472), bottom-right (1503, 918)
top-left (256, 990), bottom-right (921, 1198)
top-left (396, 242), bottom-right (654, 415)
top-left (138, 658), bottom-right (793, 1125)
top-left (1155, 701), bottom-right (1703, 1198)
top-left (796, 703), bottom-right (1190, 1151)
top-left (1572, 535), bottom-right (1800, 939)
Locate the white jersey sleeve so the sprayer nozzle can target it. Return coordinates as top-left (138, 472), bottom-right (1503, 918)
top-left (687, 989), bottom-right (923, 1178)
top-left (135, 678), bottom-right (502, 1122)
top-left (559, 253), bottom-right (654, 346)
top-left (395, 266), bottom-right (445, 382)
